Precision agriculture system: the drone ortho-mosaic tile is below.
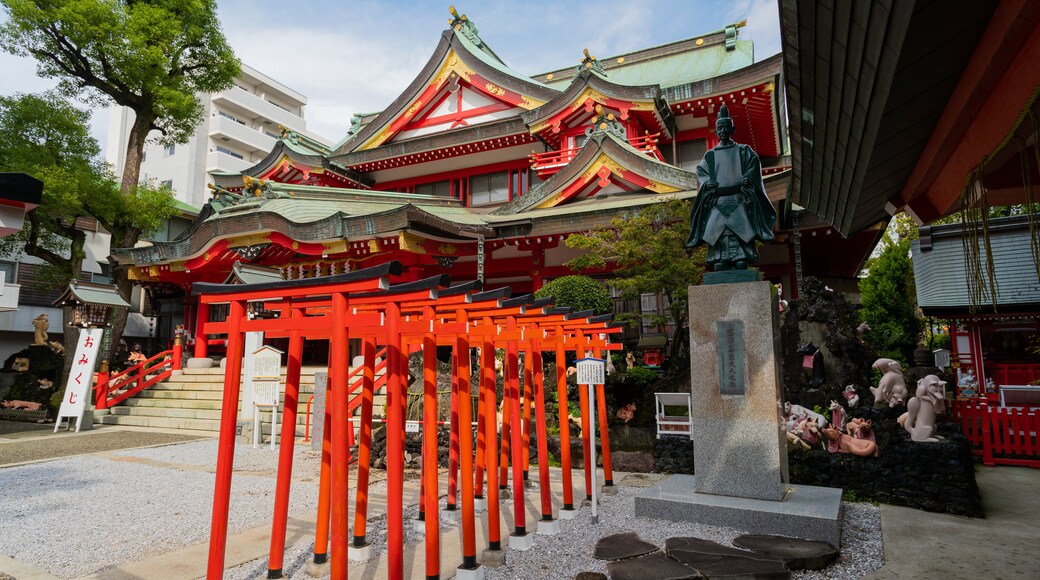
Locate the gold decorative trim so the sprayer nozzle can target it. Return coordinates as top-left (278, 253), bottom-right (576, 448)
top-left (322, 240), bottom-right (349, 254)
top-left (398, 231), bottom-right (427, 254)
top-left (227, 232), bottom-right (272, 248)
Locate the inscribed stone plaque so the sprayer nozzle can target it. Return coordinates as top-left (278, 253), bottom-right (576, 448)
top-left (310, 371), bottom-right (328, 452)
top-left (716, 321), bottom-right (745, 396)
top-left (687, 280), bottom-right (788, 501)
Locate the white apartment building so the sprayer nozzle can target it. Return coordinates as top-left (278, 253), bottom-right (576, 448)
top-left (106, 63), bottom-right (330, 210)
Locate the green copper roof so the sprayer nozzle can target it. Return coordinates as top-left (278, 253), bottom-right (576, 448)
top-left (172, 198), bottom-right (200, 216)
top-left (542, 39), bottom-right (754, 89)
top-left (453, 28), bottom-right (554, 91)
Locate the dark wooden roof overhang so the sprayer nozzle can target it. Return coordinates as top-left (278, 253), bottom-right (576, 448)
top-left (491, 131), bottom-right (698, 215)
top-left (780, 0), bottom-right (1017, 236)
top-left (332, 118), bottom-right (536, 174)
top-left (334, 29), bottom-right (559, 156)
top-left (0, 172), bottom-right (43, 209)
top-left (520, 71), bottom-right (675, 144)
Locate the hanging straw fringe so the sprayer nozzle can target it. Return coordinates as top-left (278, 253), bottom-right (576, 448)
top-left (958, 83), bottom-right (1040, 313)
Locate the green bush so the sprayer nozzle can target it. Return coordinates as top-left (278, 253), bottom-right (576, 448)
top-left (535, 275), bottom-right (612, 314)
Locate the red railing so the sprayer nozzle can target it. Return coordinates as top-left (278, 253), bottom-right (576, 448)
top-left (304, 348), bottom-right (389, 441)
top-left (95, 342), bottom-right (182, 410)
top-left (528, 132), bottom-right (665, 178)
top-left (952, 399), bottom-right (1040, 468)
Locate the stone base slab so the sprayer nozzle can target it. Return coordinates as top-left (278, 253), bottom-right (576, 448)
top-left (508, 532), bottom-right (534, 551)
top-left (481, 548), bottom-right (506, 568)
top-left (635, 474), bottom-right (842, 547)
top-left (348, 543), bottom-right (370, 561)
top-left (558, 508), bottom-right (577, 520)
top-left (473, 498), bottom-right (487, 511)
top-left (456, 565), bottom-right (486, 580)
top-left (537, 520), bottom-right (561, 535)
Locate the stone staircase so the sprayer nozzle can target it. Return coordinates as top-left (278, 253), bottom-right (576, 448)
top-left (95, 366), bottom-right (330, 434)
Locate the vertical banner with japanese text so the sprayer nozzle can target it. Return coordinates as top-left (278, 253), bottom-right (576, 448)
top-left (54, 327), bottom-right (104, 432)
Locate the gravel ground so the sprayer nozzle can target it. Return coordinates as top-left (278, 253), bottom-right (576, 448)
top-left (0, 441), bottom-right (320, 579)
top-left (228, 477), bottom-right (883, 579)
top-left (114, 438), bottom-right (325, 480)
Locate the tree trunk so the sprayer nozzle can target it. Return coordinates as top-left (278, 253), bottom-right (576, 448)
top-left (61, 304), bottom-right (77, 392)
top-left (121, 112), bottom-right (151, 194)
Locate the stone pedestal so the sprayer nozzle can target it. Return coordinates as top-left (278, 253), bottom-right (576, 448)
top-left (687, 280), bottom-right (788, 500)
top-left (637, 280), bottom-right (842, 545)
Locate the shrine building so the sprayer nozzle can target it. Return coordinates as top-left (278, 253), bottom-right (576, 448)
top-left (113, 10), bottom-right (879, 352)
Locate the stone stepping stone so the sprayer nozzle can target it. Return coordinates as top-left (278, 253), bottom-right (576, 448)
top-left (592, 532), bottom-right (658, 561)
top-left (732, 534), bottom-right (839, 571)
top-left (574, 573), bottom-right (608, 580)
top-left (607, 553), bottom-right (703, 580)
top-left (665, 537), bottom-right (756, 559)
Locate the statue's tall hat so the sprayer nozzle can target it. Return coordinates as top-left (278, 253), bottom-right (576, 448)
top-left (716, 103), bottom-right (733, 128)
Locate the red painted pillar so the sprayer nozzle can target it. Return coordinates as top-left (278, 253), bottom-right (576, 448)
top-left (330, 292), bottom-right (350, 579)
top-left (555, 330), bottom-right (575, 512)
top-left (532, 338), bottom-right (553, 521)
top-left (352, 335), bottom-right (376, 549)
top-left (475, 362), bottom-right (486, 501)
top-left (482, 326), bottom-right (502, 552)
top-left (422, 328), bottom-right (440, 579)
top-left (507, 318), bottom-right (527, 538)
top-left (447, 351), bottom-right (460, 513)
top-left (499, 375), bottom-right (511, 491)
top-left (206, 299), bottom-right (245, 578)
top-left (194, 302), bottom-right (210, 359)
top-left (268, 328), bottom-right (303, 577)
top-left (522, 349), bottom-right (533, 481)
top-left (313, 344), bottom-right (334, 565)
top-left (578, 336), bottom-right (593, 501)
top-left (594, 347), bottom-right (614, 487)
top-left (385, 303), bottom-right (405, 580)
top-left (456, 311), bottom-right (478, 570)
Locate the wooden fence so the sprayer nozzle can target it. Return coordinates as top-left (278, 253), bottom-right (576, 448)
top-left (952, 399), bottom-right (1040, 468)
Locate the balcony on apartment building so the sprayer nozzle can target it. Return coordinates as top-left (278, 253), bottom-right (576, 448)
top-left (0, 271), bottom-right (20, 312)
top-left (206, 149), bottom-right (255, 174)
top-left (210, 114), bottom-right (278, 154)
top-left (211, 85), bottom-right (306, 134)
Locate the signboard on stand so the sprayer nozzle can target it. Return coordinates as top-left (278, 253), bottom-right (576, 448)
top-left (251, 345), bottom-right (283, 449)
top-left (54, 327), bottom-right (104, 432)
top-left (575, 357), bottom-right (606, 524)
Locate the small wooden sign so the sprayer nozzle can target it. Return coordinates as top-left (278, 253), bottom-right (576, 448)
top-left (575, 357), bottom-right (606, 385)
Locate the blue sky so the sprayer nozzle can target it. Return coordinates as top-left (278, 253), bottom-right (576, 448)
top-left (0, 0), bottom-right (780, 146)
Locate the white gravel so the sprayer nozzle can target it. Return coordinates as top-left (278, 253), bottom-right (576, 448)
top-left (0, 441), bottom-right (320, 579)
top-left (227, 475), bottom-right (883, 579)
top-left (114, 438), bottom-right (324, 480)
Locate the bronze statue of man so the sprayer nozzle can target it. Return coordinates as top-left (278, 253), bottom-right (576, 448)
top-left (686, 103), bottom-right (776, 270)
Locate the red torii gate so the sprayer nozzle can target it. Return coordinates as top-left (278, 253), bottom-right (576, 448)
top-left (195, 261), bottom-right (621, 580)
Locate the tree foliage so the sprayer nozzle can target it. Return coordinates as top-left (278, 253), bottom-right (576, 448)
top-left (1, 0), bottom-right (239, 356)
top-left (859, 237), bottom-right (923, 364)
top-left (534, 275), bottom-right (612, 315)
top-left (565, 198), bottom-right (706, 363)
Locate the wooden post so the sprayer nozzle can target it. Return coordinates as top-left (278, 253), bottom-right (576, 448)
top-left (423, 328), bottom-right (441, 579)
top-left (385, 303), bottom-right (405, 579)
top-left (94, 360), bottom-right (110, 411)
top-left (532, 338), bottom-right (554, 521)
top-left (522, 349), bottom-right (532, 481)
top-left (353, 336), bottom-right (376, 549)
top-left (206, 299), bottom-right (245, 578)
top-left (447, 351), bottom-right (460, 513)
top-left (482, 326), bottom-right (502, 551)
top-left (507, 318), bottom-right (527, 538)
top-left (268, 328), bottom-right (303, 578)
top-left (456, 310), bottom-right (478, 570)
top-left (329, 293), bottom-right (350, 580)
top-left (313, 350), bottom-right (334, 565)
top-left (194, 302), bottom-right (210, 359)
top-left (555, 329), bottom-right (575, 512)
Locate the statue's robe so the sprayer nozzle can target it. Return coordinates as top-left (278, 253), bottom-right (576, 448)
top-left (686, 141), bottom-right (776, 266)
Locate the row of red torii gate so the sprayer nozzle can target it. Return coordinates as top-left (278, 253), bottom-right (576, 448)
top-left (197, 261), bottom-right (623, 580)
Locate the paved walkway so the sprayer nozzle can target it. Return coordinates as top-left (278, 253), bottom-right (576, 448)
top-left (0, 421), bottom-right (204, 467)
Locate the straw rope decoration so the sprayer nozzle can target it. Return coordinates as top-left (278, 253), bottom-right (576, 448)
top-left (958, 82), bottom-right (1040, 313)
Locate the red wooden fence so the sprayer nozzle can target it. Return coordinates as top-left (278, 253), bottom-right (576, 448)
top-left (952, 399), bottom-right (1040, 468)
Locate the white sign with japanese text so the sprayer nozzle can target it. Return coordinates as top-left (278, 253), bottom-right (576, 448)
top-left (576, 357), bottom-right (606, 385)
top-left (54, 327), bottom-right (104, 432)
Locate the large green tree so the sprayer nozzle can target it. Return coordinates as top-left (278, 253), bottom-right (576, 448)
top-left (859, 236), bottom-right (923, 364)
top-left (1, 0), bottom-right (240, 354)
top-left (0, 92), bottom-right (175, 366)
top-left (565, 198), bottom-right (706, 367)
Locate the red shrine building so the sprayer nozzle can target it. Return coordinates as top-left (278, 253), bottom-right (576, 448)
top-left (114, 11), bottom-right (870, 350)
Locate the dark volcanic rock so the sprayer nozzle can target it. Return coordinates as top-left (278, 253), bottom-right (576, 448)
top-left (592, 532), bottom-right (658, 561)
top-left (574, 573), bottom-right (608, 580)
top-left (732, 534), bottom-right (838, 571)
top-left (665, 537), bottom-right (754, 558)
top-left (684, 555), bottom-right (789, 579)
top-left (607, 553), bottom-right (702, 580)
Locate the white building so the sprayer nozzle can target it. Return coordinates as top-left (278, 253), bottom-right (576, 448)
top-left (106, 63), bottom-right (329, 209)
top-left (0, 64), bottom-right (326, 362)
